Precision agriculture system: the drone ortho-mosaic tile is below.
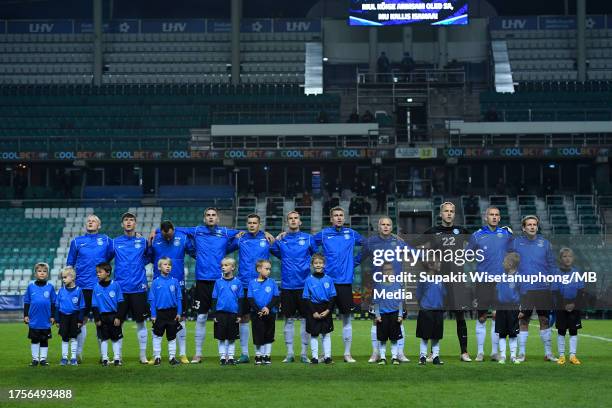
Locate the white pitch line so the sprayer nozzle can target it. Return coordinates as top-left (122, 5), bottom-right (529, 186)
top-left (529, 323), bottom-right (612, 342)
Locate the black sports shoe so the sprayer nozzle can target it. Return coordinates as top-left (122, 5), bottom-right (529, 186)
top-left (39, 360), bottom-right (49, 366)
top-left (418, 356), bottom-right (426, 365)
top-left (432, 356), bottom-right (444, 365)
top-left (324, 357), bottom-right (333, 365)
top-left (227, 358), bottom-right (236, 365)
top-left (263, 355), bottom-right (271, 365)
top-left (310, 358), bottom-right (319, 364)
top-left (220, 358), bottom-right (227, 366)
top-left (255, 356), bottom-right (262, 365)
top-left (153, 357), bottom-right (161, 366)
top-left (169, 358), bottom-right (180, 366)
top-left (30, 359), bottom-right (39, 367)
top-left (392, 358), bottom-right (400, 365)
top-left (102, 359), bottom-right (109, 366)
top-left (113, 359), bottom-right (122, 366)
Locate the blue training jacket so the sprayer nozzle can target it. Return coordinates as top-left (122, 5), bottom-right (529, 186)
top-left (177, 226), bottom-right (240, 281)
top-left (270, 231), bottom-right (317, 290)
top-left (509, 234), bottom-right (557, 293)
top-left (112, 235), bottom-right (150, 294)
top-left (467, 226), bottom-right (513, 276)
top-left (66, 233), bottom-right (114, 290)
top-left (150, 230), bottom-right (196, 287)
top-left (227, 231), bottom-right (271, 288)
top-left (313, 226), bottom-right (363, 284)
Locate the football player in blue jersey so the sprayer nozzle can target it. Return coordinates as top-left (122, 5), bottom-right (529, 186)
top-left (66, 214), bottom-right (113, 361)
top-left (511, 215), bottom-right (558, 362)
top-left (313, 206), bottom-right (363, 363)
top-left (111, 212), bottom-right (152, 364)
top-left (227, 214), bottom-right (275, 363)
top-left (154, 207), bottom-right (273, 364)
top-left (149, 220), bottom-right (195, 364)
top-left (467, 206), bottom-right (513, 362)
top-left (270, 210), bottom-right (317, 363)
top-left (360, 216), bottom-right (411, 363)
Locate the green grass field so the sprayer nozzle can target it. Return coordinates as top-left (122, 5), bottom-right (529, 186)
top-left (0, 319), bottom-right (611, 407)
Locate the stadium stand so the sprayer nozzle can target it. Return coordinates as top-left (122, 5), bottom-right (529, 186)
top-left (0, 84), bottom-right (340, 152)
top-left (0, 31), bottom-right (318, 85)
top-left (490, 27), bottom-right (612, 82)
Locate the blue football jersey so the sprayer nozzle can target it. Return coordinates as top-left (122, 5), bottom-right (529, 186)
top-left (247, 277), bottom-right (280, 312)
top-left (212, 277), bottom-right (243, 314)
top-left (302, 273), bottom-right (337, 304)
top-left (24, 281), bottom-right (56, 329)
top-left (92, 280), bottom-right (124, 313)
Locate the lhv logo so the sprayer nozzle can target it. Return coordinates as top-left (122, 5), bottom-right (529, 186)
top-left (501, 19), bottom-right (528, 29)
top-left (29, 23), bottom-right (54, 33)
top-left (162, 22), bottom-right (187, 32)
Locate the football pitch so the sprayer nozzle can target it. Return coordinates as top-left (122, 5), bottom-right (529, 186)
top-left (0, 319), bottom-right (611, 407)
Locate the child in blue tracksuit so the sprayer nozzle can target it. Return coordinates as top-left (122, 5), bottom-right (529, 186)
top-left (247, 259), bottom-right (280, 365)
top-left (24, 262), bottom-right (56, 366)
top-left (149, 257), bottom-right (183, 366)
top-left (416, 260), bottom-right (446, 366)
top-left (212, 257), bottom-right (244, 365)
top-left (302, 253), bottom-right (336, 364)
top-left (372, 262), bottom-right (404, 365)
top-left (495, 253), bottom-right (521, 364)
top-left (55, 267), bottom-right (85, 366)
top-left (554, 248), bottom-right (585, 365)
top-left (92, 262), bottom-right (125, 366)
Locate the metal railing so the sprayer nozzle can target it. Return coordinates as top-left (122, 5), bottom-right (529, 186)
top-left (208, 131), bottom-right (391, 149)
top-left (0, 135), bottom-right (187, 153)
top-left (356, 69), bottom-right (466, 85)
top-left (448, 131), bottom-right (612, 147)
top-left (0, 198), bottom-right (234, 209)
top-left (492, 108), bottom-right (612, 122)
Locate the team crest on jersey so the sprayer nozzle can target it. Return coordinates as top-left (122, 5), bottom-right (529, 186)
top-left (174, 238), bottom-right (181, 247)
top-left (265, 286), bottom-right (272, 293)
top-left (97, 237), bottom-right (104, 246)
top-left (170, 285), bottom-right (175, 292)
top-left (259, 240), bottom-right (267, 247)
top-left (344, 233), bottom-right (350, 240)
top-left (43, 291), bottom-right (49, 298)
top-left (298, 239), bottom-right (306, 246)
top-left (72, 296), bottom-right (79, 304)
top-left (453, 228), bottom-right (460, 235)
top-left (324, 282), bottom-right (330, 289)
top-left (231, 285), bottom-right (238, 292)
top-left (537, 239), bottom-right (544, 247)
top-left (109, 291), bottom-right (115, 298)
top-left (497, 232), bottom-right (503, 238)
top-left (135, 241), bottom-right (142, 249)
top-left (509, 282), bottom-right (516, 289)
